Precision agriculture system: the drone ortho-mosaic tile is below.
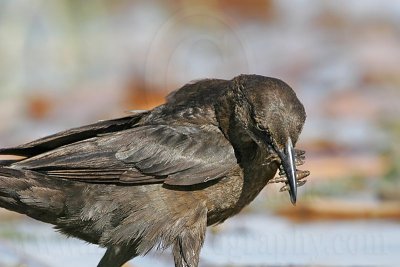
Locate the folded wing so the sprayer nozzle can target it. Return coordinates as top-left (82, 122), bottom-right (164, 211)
top-left (9, 124), bottom-right (237, 186)
top-left (0, 112), bottom-right (146, 157)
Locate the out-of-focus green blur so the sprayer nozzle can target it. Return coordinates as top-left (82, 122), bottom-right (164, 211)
top-left (0, 1), bottom-right (400, 266)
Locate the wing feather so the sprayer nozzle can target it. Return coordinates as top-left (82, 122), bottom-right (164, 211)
top-left (115, 125), bottom-right (237, 185)
top-left (0, 112), bottom-right (146, 157)
top-left (11, 124), bottom-right (237, 186)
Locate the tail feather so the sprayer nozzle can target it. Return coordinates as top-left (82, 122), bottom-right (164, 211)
top-left (0, 167), bottom-right (66, 224)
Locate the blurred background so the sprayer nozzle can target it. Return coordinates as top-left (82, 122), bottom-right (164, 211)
top-left (0, 0), bottom-right (400, 266)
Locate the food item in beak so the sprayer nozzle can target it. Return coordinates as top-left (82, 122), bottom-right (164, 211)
top-left (268, 143), bottom-right (310, 205)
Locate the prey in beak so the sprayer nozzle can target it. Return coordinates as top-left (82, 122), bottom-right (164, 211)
top-left (268, 137), bottom-right (310, 205)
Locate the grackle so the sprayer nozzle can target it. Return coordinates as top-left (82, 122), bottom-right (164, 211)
top-left (0, 74), bottom-right (309, 267)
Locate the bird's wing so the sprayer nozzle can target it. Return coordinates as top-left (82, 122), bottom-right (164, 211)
top-left (0, 111), bottom-right (147, 157)
top-left (115, 125), bottom-right (237, 185)
top-left (10, 124), bottom-right (237, 186)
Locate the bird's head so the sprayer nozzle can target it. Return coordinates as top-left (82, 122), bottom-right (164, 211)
top-left (230, 75), bottom-right (306, 204)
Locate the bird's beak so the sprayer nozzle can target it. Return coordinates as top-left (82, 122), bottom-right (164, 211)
top-left (278, 137), bottom-right (297, 205)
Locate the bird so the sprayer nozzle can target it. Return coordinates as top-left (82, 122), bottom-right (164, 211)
top-left (0, 74), bottom-right (309, 267)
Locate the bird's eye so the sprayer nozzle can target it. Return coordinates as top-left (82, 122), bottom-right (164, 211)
top-left (256, 124), bottom-right (273, 138)
top-left (256, 124), bottom-right (264, 131)
top-left (257, 125), bottom-right (271, 136)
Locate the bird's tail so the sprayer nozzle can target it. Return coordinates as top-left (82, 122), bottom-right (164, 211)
top-left (0, 167), bottom-right (66, 224)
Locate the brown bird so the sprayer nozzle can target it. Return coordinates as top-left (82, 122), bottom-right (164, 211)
top-left (0, 74), bottom-right (309, 267)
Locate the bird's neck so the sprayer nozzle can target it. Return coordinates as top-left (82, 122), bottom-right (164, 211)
top-left (215, 91), bottom-right (279, 193)
top-left (215, 90), bottom-right (262, 163)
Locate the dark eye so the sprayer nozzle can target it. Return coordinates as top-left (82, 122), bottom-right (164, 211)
top-left (257, 125), bottom-right (271, 136)
top-left (256, 124), bottom-right (264, 131)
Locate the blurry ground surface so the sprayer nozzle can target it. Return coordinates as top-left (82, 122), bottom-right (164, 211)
top-left (1, 0), bottom-right (400, 266)
top-left (1, 212), bottom-right (399, 267)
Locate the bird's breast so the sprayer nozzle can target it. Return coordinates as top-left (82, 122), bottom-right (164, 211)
top-left (204, 162), bottom-right (277, 225)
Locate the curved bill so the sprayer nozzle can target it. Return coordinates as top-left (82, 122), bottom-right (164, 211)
top-left (280, 137), bottom-right (297, 205)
